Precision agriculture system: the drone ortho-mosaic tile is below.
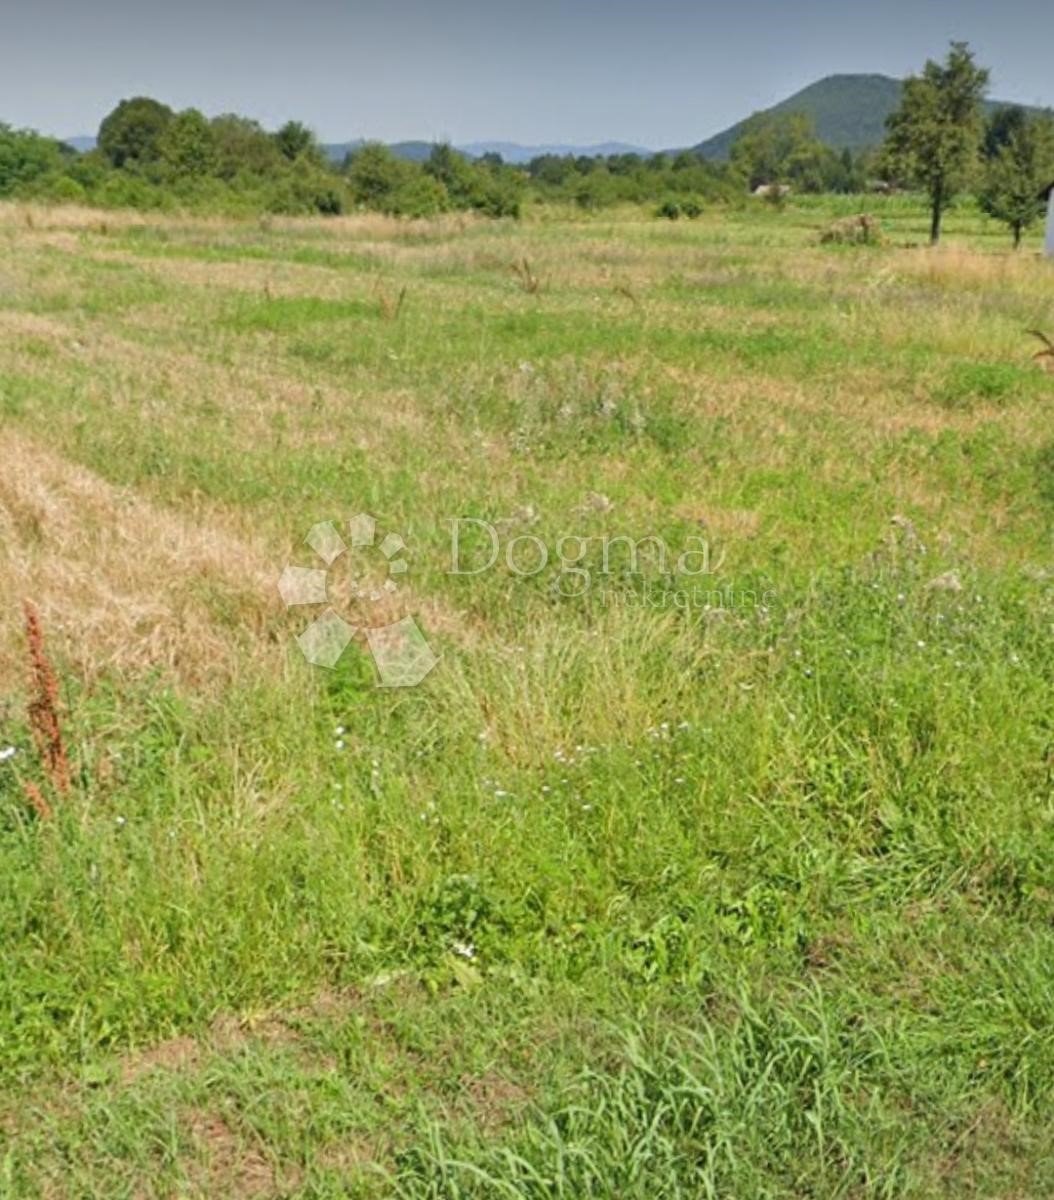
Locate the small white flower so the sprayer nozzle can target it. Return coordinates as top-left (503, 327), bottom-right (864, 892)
top-left (115, 816), bottom-right (126, 827)
top-left (452, 940), bottom-right (477, 959)
top-left (335, 725), bottom-right (346, 736)
top-left (0, 746), bottom-right (17, 763)
top-left (335, 739), bottom-right (345, 751)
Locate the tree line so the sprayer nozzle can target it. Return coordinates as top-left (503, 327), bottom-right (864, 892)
top-left (879, 42), bottom-right (1054, 245)
top-left (0, 49), bottom-right (1050, 244)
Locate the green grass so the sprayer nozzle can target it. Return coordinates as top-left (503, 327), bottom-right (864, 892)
top-left (1, 197), bottom-right (1053, 1197)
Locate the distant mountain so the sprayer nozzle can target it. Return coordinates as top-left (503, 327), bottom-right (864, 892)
top-left (322, 139), bottom-right (652, 165)
top-left (65, 128), bottom-right (650, 167)
top-left (692, 74), bottom-right (1050, 159)
top-left (457, 141), bottom-right (651, 163)
top-left (321, 140), bottom-right (433, 164)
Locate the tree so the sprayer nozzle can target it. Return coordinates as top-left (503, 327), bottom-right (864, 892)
top-left (159, 109), bottom-right (217, 178)
top-left (98, 97), bottom-right (174, 168)
top-left (423, 143), bottom-right (477, 204)
top-left (274, 120), bottom-right (317, 162)
top-left (983, 105), bottom-right (1029, 161)
top-left (881, 42), bottom-right (989, 244)
top-left (730, 112), bottom-right (833, 193)
top-left (346, 142), bottom-right (407, 206)
top-left (980, 113), bottom-right (1054, 247)
top-left (0, 124), bottom-right (64, 195)
top-left (210, 114), bottom-right (282, 180)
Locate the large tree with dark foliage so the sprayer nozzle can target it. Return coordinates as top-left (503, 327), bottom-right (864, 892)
top-left (98, 97), bottom-right (174, 168)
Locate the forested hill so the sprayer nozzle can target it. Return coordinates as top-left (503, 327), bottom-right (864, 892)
top-left (693, 73), bottom-right (1048, 159)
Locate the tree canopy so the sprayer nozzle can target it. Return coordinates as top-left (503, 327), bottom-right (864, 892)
top-left (881, 42), bottom-right (989, 243)
top-left (98, 97), bottom-right (175, 168)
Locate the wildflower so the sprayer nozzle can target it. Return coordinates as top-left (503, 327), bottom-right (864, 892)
top-left (335, 739), bottom-right (345, 751)
top-left (452, 940), bottom-right (477, 959)
top-left (0, 746), bottom-right (16, 763)
top-left (22, 781), bottom-right (51, 821)
top-left (115, 815), bottom-right (126, 827)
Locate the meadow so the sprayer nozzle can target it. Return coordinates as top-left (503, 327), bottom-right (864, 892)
top-left (1, 194), bottom-right (1053, 1197)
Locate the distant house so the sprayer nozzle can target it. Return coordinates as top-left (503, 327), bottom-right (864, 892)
top-left (1044, 179), bottom-right (1054, 259)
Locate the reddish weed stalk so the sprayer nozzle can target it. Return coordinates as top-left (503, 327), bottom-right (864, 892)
top-left (22, 600), bottom-right (70, 810)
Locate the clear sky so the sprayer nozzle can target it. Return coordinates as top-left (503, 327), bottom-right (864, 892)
top-left (3, 0), bottom-right (1051, 147)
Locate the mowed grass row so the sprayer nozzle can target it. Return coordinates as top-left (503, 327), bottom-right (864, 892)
top-left (1, 198), bottom-right (1053, 1197)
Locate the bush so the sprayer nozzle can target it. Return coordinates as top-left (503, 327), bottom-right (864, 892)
top-left (313, 187), bottom-right (343, 216)
top-left (94, 172), bottom-right (171, 211)
top-left (656, 197), bottom-right (682, 220)
top-left (387, 174), bottom-right (449, 218)
top-left (36, 175), bottom-right (87, 204)
top-left (0, 125), bottom-right (65, 196)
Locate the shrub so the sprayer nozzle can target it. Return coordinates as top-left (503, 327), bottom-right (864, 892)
top-left (37, 175), bottom-right (87, 204)
top-left (387, 174), bottom-right (449, 218)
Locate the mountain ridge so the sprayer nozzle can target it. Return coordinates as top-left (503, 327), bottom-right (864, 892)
top-left (691, 73), bottom-right (1051, 159)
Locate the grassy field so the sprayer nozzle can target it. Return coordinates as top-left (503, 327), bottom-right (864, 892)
top-left (2, 195), bottom-right (1053, 1198)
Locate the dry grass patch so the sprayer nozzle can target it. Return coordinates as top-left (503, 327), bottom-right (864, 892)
top-left (0, 434), bottom-right (282, 685)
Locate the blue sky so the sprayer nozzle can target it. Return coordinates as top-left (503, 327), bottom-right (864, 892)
top-left (3, 0), bottom-right (1051, 146)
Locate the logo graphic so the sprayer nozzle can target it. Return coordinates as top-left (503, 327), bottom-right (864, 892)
top-left (278, 513), bottom-right (438, 687)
